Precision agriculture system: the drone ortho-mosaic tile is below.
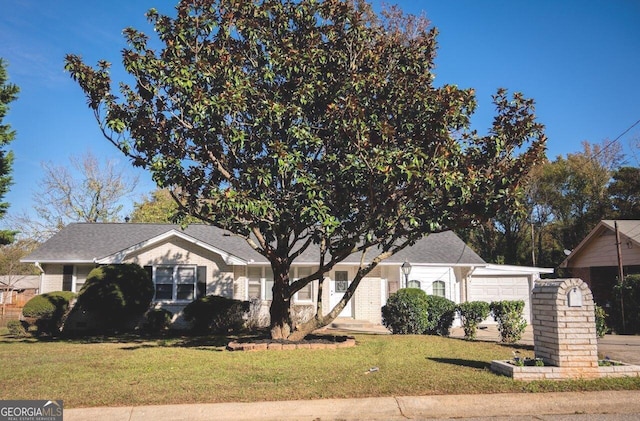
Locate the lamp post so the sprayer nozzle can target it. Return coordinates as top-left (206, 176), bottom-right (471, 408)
top-left (401, 260), bottom-right (412, 289)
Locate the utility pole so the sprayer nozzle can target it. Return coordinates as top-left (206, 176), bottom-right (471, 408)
top-left (531, 222), bottom-right (536, 266)
top-left (615, 221), bottom-right (626, 333)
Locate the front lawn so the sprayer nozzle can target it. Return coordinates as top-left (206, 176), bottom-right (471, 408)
top-left (1, 332), bottom-right (639, 408)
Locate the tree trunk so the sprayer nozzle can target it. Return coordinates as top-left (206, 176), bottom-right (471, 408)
top-left (269, 265), bottom-right (293, 340)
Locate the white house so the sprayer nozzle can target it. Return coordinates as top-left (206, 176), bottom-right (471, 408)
top-left (22, 223), bottom-right (552, 326)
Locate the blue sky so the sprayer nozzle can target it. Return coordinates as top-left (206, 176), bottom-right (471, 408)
top-left (1, 0), bottom-right (640, 230)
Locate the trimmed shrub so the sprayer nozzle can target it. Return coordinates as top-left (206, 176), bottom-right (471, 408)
top-left (6, 319), bottom-right (28, 337)
top-left (457, 301), bottom-right (490, 340)
top-left (612, 274), bottom-right (640, 334)
top-left (595, 305), bottom-right (608, 338)
top-left (424, 295), bottom-right (456, 336)
top-left (183, 295), bottom-right (249, 334)
top-left (381, 288), bottom-right (429, 334)
top-left (246, 298), bottom-right (270, 330)
top-left (489, 300), bottom-right (527, 343)
top-left (140, 308), bottom-right (173, 334)
top-left (68, 264), bottom-right (154, 333)
top-left (22, 291), bottom-right (76, 336)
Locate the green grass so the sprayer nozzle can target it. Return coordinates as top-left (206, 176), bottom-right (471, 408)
top-left (1, 332), bottom-right (639, 408)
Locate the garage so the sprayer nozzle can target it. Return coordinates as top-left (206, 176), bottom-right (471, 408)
top-left (467, 265), bottom-right (554, 324)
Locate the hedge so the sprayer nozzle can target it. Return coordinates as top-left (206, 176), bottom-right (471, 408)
top-left (381, 288), bottom-right (429, 334)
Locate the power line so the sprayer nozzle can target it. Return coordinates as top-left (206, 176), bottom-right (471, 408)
top-left (593, 118), bottom-right (640, 160)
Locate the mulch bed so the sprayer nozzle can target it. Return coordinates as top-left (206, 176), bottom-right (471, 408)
top-left (227, 334), bottom-right (355, 351)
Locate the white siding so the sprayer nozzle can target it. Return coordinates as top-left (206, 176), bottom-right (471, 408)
top-left (353, 276), bottom-right (383, 324)
top-left (40, 264), bottom-right (63, 293)
top-left (408, 266), bottom-right (457, 301)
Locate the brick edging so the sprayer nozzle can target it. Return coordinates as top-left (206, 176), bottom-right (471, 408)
top-left (226, 336), bottom-right (356, 351)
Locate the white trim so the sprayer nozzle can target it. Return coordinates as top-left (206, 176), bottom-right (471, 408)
top-left (95, 230), bottom-right (247, 265)
top-left (22, 259), bottom-right (95, 264)
top-left (474, 264), bottom-right (554, 275)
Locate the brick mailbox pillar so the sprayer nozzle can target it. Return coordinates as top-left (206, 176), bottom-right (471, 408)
top-left (531, 278), bottom-right (599, 376)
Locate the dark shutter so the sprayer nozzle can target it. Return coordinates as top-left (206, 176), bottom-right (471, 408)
top-left (197, 266), bottom-right (207, 299)
top-left (62, 265), bottom-right (73, 291)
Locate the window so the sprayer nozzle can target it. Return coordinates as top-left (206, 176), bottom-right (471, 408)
top-left (292, 267), bottom-right (313, 302)
top-left (408, 280), bottom-right (421, 289)
top-left (153, 265), bottom-right (197, 302)
top-left (335, 271), bottom-right (349, 292)
top-left (247, 266), bottom-right (274, 301)
top-left (432, 280), bottom-right (446, 297)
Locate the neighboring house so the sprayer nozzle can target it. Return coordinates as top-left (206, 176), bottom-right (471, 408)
top-left (21, 223), bottom-right (552, 327)
top-left (560, 220), bottom-right (640, 308)
top-left (0, 275), bottom-right (40, 307)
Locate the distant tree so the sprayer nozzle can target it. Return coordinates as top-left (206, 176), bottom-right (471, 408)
top-left (130, 188), bottom-right (198, 223)
top-left (535, 140), bottom-right (622, 257)
top-left (11, 151), bottom-right (138, 241)
top-left (462, 163), bottom-right (549, 267)
top-left (65, 0), bottom-right (546, 340)
top-left (0, 59), bottom-right (19, 245)
top-left (608, 166), bottom-right (640, 219)
top-left (130, 189), bottom-right (178, 223)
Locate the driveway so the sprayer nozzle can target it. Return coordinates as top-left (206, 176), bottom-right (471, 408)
top-left (450, 325), bottom-right (640, 365)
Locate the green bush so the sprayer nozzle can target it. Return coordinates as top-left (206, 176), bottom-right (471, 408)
top-left (424, 295), bottom-right (456, 336)
top-left (381, 288), bottom-right (429, 334)
top-left (6, 319), bottom-right (28, 337)
top-left (612, 274), bottom-right (640, 334)
top-left (22, 291), bottom-right (76, 335)
top-left (70, 264), bottom-right (154, 333)
top-left (595, 305), bottom-right (608, 338)
top-left (183, 295), bottom-right (249, 334)
top-left (457, 301), bottom-right (490, 340)
top-left (489, 300), bottom-right (527, 343)
top-left (140, 308), bottom-right (173, 334)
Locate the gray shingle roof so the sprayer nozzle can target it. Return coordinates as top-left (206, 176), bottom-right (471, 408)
top-left (22, 223), bottom-right (485, 266)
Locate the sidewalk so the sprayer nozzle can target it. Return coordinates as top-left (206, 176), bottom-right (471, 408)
top-left (65, 390), bottom-right (640, 420)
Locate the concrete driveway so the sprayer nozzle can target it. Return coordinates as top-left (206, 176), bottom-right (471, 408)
top-left (450, 325), bottom-right (640, 365)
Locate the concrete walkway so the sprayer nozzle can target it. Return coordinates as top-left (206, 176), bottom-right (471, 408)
top-left (65, 390), bottom-right (640, 420)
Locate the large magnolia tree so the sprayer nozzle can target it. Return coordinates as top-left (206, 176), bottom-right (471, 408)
top-left (65, 0), bottom-right (546, 340)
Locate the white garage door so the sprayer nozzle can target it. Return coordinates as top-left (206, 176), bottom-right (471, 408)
top-left (467, 275), bottom-right (531, 323)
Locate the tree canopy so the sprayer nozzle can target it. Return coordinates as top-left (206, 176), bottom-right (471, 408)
top-left (65, 0), bottom-right (546, 339)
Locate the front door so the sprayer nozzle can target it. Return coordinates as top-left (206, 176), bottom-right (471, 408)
top-left (330, 270), bottom-right (353, 318)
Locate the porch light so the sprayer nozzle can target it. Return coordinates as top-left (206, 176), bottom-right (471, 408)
top-left (401, 260), bottom-right (412, 289)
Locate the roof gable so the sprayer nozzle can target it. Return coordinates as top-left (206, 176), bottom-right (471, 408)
top-left (560, 220), bottom-right (640, 268)
top-left (95, 229), bottom-right (247, 265)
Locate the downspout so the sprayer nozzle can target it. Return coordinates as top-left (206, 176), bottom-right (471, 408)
top-left (462, 266), bottom-right (478, 303)
top-left (34, 262), bottom-right (44, 295)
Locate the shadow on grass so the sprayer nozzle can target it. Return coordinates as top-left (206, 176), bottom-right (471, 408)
top-left (449, 336), bottom-right (534, 352)
top-left (427, 357), bottom-right (490, 370)
top-left (1, 331), bottom-right (236, 351)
